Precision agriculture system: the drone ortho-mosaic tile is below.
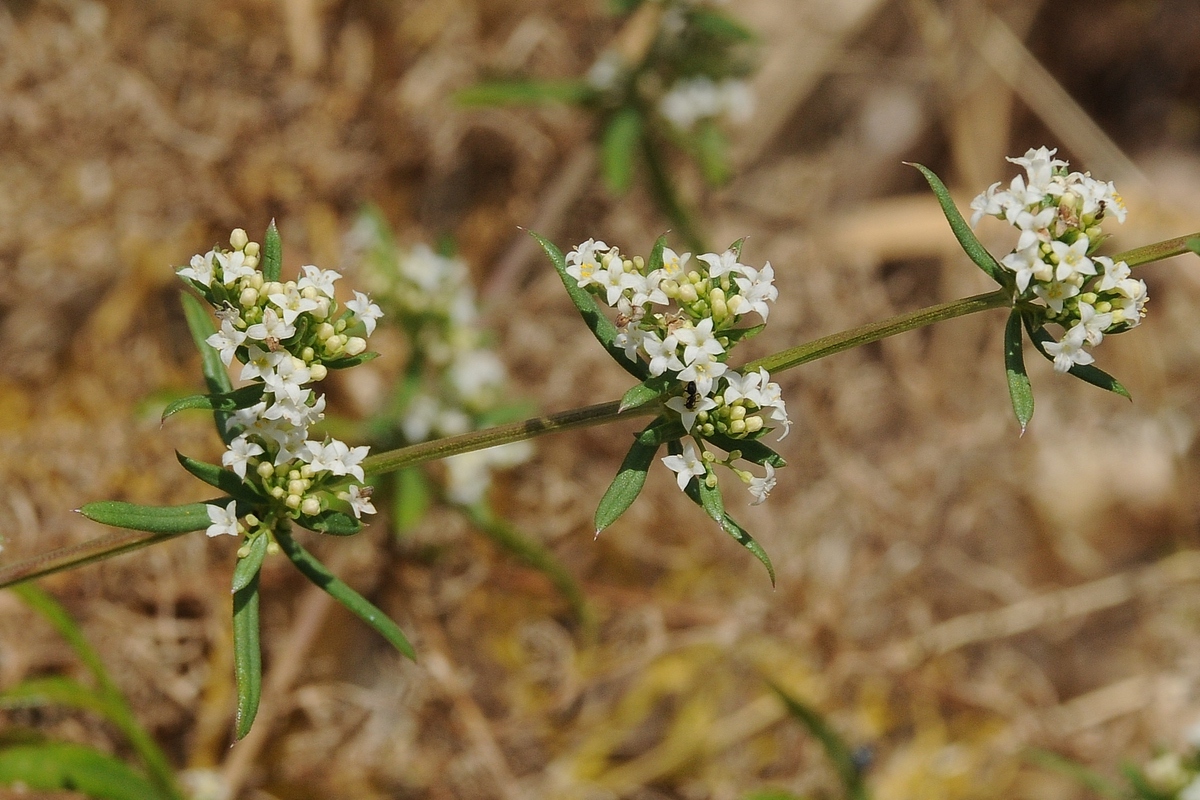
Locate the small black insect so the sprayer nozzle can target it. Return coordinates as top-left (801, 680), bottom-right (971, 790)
top-left (684, 381), bottom-right (700, 411)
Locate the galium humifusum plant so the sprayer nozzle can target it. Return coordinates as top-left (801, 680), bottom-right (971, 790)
top-left (1, 149), bottom-right (1198, 741)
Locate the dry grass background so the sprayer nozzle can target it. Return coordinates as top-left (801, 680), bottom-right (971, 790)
top-left (3, 0), bottom-right (1200, 797)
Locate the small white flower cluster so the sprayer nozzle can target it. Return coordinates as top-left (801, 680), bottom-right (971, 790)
top-left (970, 147), bottom-right (1148, 373)
top-left (1140, 722), bottom-right (1200, 799)
top-left (566, 238), bottom-right (788, 504)
top-left (658, 75), bottom-right (754, 132)
top-left (350, 219), bottom-right (532, 507)
top-left (177, 228), bottom-right (382, 538)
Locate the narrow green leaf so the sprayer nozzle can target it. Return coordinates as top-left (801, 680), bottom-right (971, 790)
top-left (231, 533), bottom-right (269, 594)
top-left (769, 683), bottom-right (868, 800)
top-left (462, 503), bottom-right (595, 639)
top-left (704, 432), bottom-right (786, 468)
top-left (0, 676), bottom-right (125, 721)
top-left (392, 468), bottom-right (431, 534)
top-left (689, 8), bottom-right (758, 41)
top-left (1004, 309), bottom-right (1034, 432)
top-left (275, 530), bottom-right (416, 660)
top-left (1024, 749), bottom-right (1124, 799)
top-left (324, 351), bottom-right (380, 370)
top-left (530, 231), bottom-right (650, 380)
top-left (176, 452), bottom-right (260, 502)
top-left (0, 742), bottom-right (166, 800)
top-left (595, 430), bottom-right (661, 534)
top-left (636, 418), bottom-right (686, 447)
top-left (693, 120), bottom-right (731, 186)
top-left (601, 107), bottom-right (642, 194)
top-left (232, 574), bottom-right (262, 741)
top-left (619, 375), bottom-right (674, 412)
top-left (1024, 320), bottom-right (1131, 399)
top-left (296, 509), bottom-right (363, 537)
top-left (648, 234), bottom-right (667, 273)
top-left (79, 500), bottom-right (215, 534)
top-left (263, 219), bottom-right (282, 283)
top-left (180, 292), bottom-right (235, 441)
top-left (908, 162), bottom-right (1004, 284)
top-left (1121, 763), bottom-right (1175, 800)
top-left (673, 440), bottom-right (724, 523)
top-left (723, 324), bottom-right (765, 347)
top-left (454, 79), bottom-right (596, 106)
top-left (161, 383), bottom-right (265, 422)
top-left (717, 512), bottom-right (775, 586)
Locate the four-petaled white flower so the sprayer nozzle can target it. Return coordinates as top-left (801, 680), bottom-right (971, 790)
top-left (269, 282), bottom-right (321, 325)
top-left (206, 319), bottom-right (247, 366)
top-left (748, 463), bottom-right (776, 505)
top-left (674, 318), bottom-right (725, 366)
top-left (347, 291), bottom-right (384, 336)
top-left (342, 484), bottom-right (376, 519)
top-left (662, 442), bottom-right (707, 492)
top-left (1043, 323), bottom-right (1094, 373)
top-left (223, 435), bottom-right (264, 479)
top-left (297, 265), bottom-right (341, 297)
top-left (697, 249), bottom-right (744, 279)
top-left (205, 501), bottom-right (240, 538)
top-left (245, 307), bottom-right (296, 342)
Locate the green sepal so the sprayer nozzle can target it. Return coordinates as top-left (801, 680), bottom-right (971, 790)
top-left (768, 683), bottom-right (868, 800)
top-left (692, 119), bottom-right (731, 186)
top-left (263, 219), bottom-right (282, 283)
top-left (79, 500), bottom-right (216, 534)
top-left (161, 383), bottom-right (266, 422)
top-left (594, 425), bottom-right (662, 534)
top-left (601, 106), bottom-right (642, 195)
top-left (232, 573), bottom-right (262, 741)
top-left (0, 742), bottom-right (167, 800)
top-left (1023, 318), bottom-right (1132, 399)
top-left (908, 162), bottom-right (1005, 285)
top-left (619, 375), bottom-right (675, 412)
top-left (325, 351), bottom-right (380, 370)
top-left (454, 79), bottom-right (596, 107)
top-left (180, 292), bottom-right (235, 442)
top-left (230, 533), bottom-right (269, 594)
top-left (530, 231), bottom-right (650, 380)
top-left (176, 452), bottom-right (261, 503)
top-left (1004, 309), bottom-right (1035, 432)
top-left (727, 237), bottom-right (746, 259)
top-left (274, 530), bottom-right (416, 661)
top-left (296, 509), bottom-right (363, 537)
top-left (392, 468), bottom-right (431, 534)
top-left (705, 432), bottom-right (786, 468)
top-left (648, 234), bottom-right (667, 273)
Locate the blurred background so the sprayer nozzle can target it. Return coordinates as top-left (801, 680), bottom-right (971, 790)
top-left (4, 0), bottom-right (1200, 797)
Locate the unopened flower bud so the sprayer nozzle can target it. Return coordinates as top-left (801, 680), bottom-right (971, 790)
top-left (285, 494), bottom-right (302, 509)
top-left (316, 322), bottom-right (336, 341)
top-left (729, 419), bottom-right (747, 434)
top-left (257, 462), bottom-right (275, 479)
top-left (243, 241), bottom-right (260, 258)
top-left (678, 284), bottom-right (699, 303)
top-left (230, 228), bottom-right (249, 250)
top-left (344, 337), bottom-right (367, 356)
top-left (744, 416), bottom-right (764, 433)
top-left (237, 544), bottom-right (251, 558)
top-left (309, 364), bottom-right (328, 381)
top-left (270, 486), bottom-right (286, 499)
top-left (243, 254), bottom-right (259, 269)
top-left (240, 287), bottom-right (259, 307)
top-left (266, 541), bottom-right (281, 555)
top-left (244, 514), bottom-right (260, 528)
top-left (300, 497), bottom-right (321, 516)
top-left (288, 479), bottom-right (306, 496)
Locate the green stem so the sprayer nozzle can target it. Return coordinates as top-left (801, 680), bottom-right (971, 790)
top-left (1, 234), bottom-right (1194, 587)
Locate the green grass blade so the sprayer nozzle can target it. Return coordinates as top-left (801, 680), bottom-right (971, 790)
top-left (601, 107), bottom-right (642, 194)
top-left (0, 676), bottom-right (125, 720)
top-left (769, 682), bottom-right (869, 800)
top-left (262, 219), bottom-right (282, 282)
top-left (595, 429), bottom-right (661, 534)
top-left (232, 573), bottom-right (262, 740)
top-left (530, 231), bottom-right (650, 380)
top-left (908, 162), bottom-right (1004, 284)
top-left (274, 530), bottom-right (416, 660)
top-left (0, 742), bottom-right (167, 800)
top-left (1004, 309), bottom-right (1034, 433)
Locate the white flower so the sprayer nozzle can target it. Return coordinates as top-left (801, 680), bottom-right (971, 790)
top-left (969, 182), bottom-right (1005, 227)
top-left (674, 317), bottom-right (725, 366)
top-left (205, 501), bottom-right (240, 538)
top-left (178, 250), bottom-right (217, 286)
top-left (642, 331), bottom-right (685, 376)
top-left (661, 442), bottom-right (707, 491)
top-left (748, 463), bottom-right (776, 505)
top-left (245, 307), bottom-right (296, 342)
top-left (1076, 302), bottom-right (1112, 346)
top-left (665, 393), bottom-right (717, 433)
top-left (660, 247), bottom-right (691, 280)
top-left (297, 265), bottom-right (341, 297)
top-left (217, 250), bottom-right (256, 285)
top-left (346, 290), bottom-right (383, 336)
top-left (268, 282), bottom-right (320, 325)
top-left (720, 369), bottom-right (764, 406)
top-left (240, 345), bottom-right (287, 382)
top-left (222, 435), bottom-right (264, 479)
top-left (1011, 205), bottom-right (1056, 251)
top-left (342, 484), bottom-right (376, 519)
top-left (1095, 256), bottom-right (1130, 292)
top-left (1043, 323), bottom-right (1093, 373)
top-left (1049, 236), bottom-right (1095, 282)
top-left (733, 262), bottom-right (778, 320)
top-left (1032, 279), bottom-right (1079, 314)
top-left (697, 249), bottom-right (744, 279)
top-left (1000, 245), bottom-right (1049, 294)
top-left (594, 262), bottom-right (638, 307)
top-left (565, 239), bottom-right (609, 288)
top-left (206, 319), bottom-right (247, 366)
top-left (676, 350), bottom-right (727, 397)
top-left (1180, 775), bottom-right (1200, 800)
top-left (449, 349), bottom-right (507, 404)
top-left (262, 356), bottom-right (312, 397)
top-left (1006, 146), bottom-right (1066, 191)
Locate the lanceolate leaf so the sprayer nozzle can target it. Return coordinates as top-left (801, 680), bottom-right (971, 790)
top-left (717, 511), bottom-right (776, 585)
top-left (230, 533), bottom-right (269, 594)
top-left (704, 432), bottom-right (786, 468)
top-left (274, 530), bottom-right (416, 661)
top-left (232, 574), bottom-right (262, 741)
top-left (160, 383), bottom-right (265, 422)
top-left (1023, 318), bottom-right (1132, 399)
top-left (723, 324), bottom-right (766, 347)
top-left (296, 509), bottom-right (363, 537)
top-left (637, 417), bottom-right (686, 447)
top-left (262, 219), bottom-right (282, 283)
top-left (1004, 309), bottom-right (1035, 432)
top-left (180, 292), bottom-right (235, 442)
top-left (595, 428), bottom-right (662, 534)
top-left (79, 500), bottom-right (216, 534)
top-left (531, 231), bottom-right (650, 381)
top-left (619, 375), bottom-right (675, 412)
top-left (325, 351), bottom-right (380, 370)
top-left (601, 106), bottom-right (642, 194)
top-left (0, 742), bottom-right (167, 800)
top-left (908, 162), bottom-right (1005, 284)
top-left (648, 234), bottom-right (667, 273)
top-left (176, 452), bottom-right (261, 503)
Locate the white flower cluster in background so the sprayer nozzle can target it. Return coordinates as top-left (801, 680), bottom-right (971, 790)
top-left (970, 146), bottom-right (1148, 373)
top-left (1139, 721), bottom-right (1200, 799)
top-left (566, 238), bottom-right (787, 504)
top-left (349, 215), bottom-right (532, 507)
top-left (658, 76), bottom-right (754, 132)
top-left (178, 229), bottom-right (381, 537)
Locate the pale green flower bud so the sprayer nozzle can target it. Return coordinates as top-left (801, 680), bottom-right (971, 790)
top-left (266, 541), bottom-right (281, 555)
top-left (729, 419), bottom-right (746, 434)
top-left (309, 364), bottom-right (328, 381)
top-left (316, 322), bottom-right (336, 341)
top-left (344, 337), bottom-right (367, 356)
top-left (288, 479), bottom-right (306, 496)
top-left (237, 544), bottom-right (251, 558)
top-left (244, 241), bottom-right (260, 258)
top-left (270, 486), bottom-right (286, 499)
top-left (257, 462), bottom-right (274, 479)
top-left (285, 494), bottom-right (302, 509)
top-left (301, 346), bottom-right (315, 362)
top-left (745, 416), bottom-right (764, 433)
top-left (300, 497), bottom-right (321, 516)
top-left (230, 228), bottom-right (249, 250)
top-left (240, 287), bottom-right (259, 307)
top-left (679, 283), bottom-right (699, 303)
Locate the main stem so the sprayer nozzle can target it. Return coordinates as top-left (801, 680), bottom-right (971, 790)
top-left (2, 236), bottom-right (1194, 588)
